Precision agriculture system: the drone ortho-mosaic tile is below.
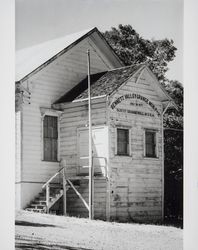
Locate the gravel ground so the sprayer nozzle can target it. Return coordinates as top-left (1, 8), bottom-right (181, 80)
top-left (15, 210), bottom-right (183, 250)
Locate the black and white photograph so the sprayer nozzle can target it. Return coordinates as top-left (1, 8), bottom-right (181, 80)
top-left (3, 0), bottom-right (195, 249)
top-left (14, 0), bottom-right (184, 249)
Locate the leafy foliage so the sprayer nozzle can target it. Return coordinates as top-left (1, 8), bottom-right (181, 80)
top-left (163, 80), bottom-right (183, 129)
top-left (163, 80), bottom-right (183, 224)
top-left (103, 24), bottom-right (177, 82)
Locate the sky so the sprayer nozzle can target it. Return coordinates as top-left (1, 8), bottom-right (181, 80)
top-left (15, 0), bottom-right (183, 83)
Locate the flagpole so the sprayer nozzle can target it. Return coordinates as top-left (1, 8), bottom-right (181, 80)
top-left (87, 49), bottom-right (93, 219)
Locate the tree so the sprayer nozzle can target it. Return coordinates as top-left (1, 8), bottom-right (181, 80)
top-left (163, 80), bottom-right (183, 129)
top-left (163, 80), bottom-right (183, 225)
top-left (103, 24), bottom-right (177, 82)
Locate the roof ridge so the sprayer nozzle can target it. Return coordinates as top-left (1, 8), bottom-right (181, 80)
top-left (16, 27), bottom-right (97, 53)
top-left (106, 63), bottom-right (146, 72)
top-left (88, 64), bottom-right (144, 77)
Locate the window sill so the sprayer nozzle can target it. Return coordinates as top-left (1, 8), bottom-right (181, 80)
top-left (42, 160), bottom-right (59, 163)
top-left (115, 154), bottom-right (132, 157)
top-left (143, 156), bottom-right (159, 160)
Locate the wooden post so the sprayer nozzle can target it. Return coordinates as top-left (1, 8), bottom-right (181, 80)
top-left (161, 112), bottom-right (164, 221)
top-left (161, 101), bottom-right (171, 221)
top-left (60, 159), bottom-right (67, 216)
top-left (67, 179), bottom-right (90, 211)
top-left (92, 170), bottom-right (94, 219)
top-left (87, 49), bottom-right (94, 220)
top-left (63, 168), bottom-right (67, 216)
top-left (105, 159), bottom-right (110, 221)
top-left (46, 184), bottom-right (50, 214)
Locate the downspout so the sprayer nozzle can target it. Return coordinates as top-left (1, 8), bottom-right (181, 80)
top-left (161, 101), bottom-right (172, 221)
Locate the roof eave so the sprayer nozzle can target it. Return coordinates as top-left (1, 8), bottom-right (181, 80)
top-left (16, 27), bottom-right (98, 83)
top-left (16, 27), bottom-right (124, 83)
top-left (144, 66), bottom-right (178, 110)
top-left (162, 100), bottom-right (179, 112)
top-left (96, 29), bottom-right (125, 67)
top-left (52, 95), bottom-right (107, 109)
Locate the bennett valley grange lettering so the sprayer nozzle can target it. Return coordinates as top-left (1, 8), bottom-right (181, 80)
top-left (116, 108), bottom-right (154, 117)
top-left (110, 93), bottom-right (161, 116)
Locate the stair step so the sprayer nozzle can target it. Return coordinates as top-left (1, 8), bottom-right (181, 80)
top-left (26, 208), bottom-right (46, 213)
top-left (29, 204), bottom-right (46, 209)
top-left (35, 198), bottom-right (55, 204)
top-left (25, 179), bottom-right (84, 215)
top-left (38, 189), bottom-right (62, 197)
top-left (40, 201), bottom-right (47, 205)
top-left (50, 183), bottom-right (62, 187)
top-left (38, 195), bottom-right (46, 199)
top-left (34, 199), bottom-right (47, 204)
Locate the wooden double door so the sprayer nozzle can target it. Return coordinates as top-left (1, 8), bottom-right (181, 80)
top-left (77, 126), bottom-right (108, 176)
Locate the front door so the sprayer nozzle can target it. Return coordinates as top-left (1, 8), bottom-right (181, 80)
top-left (77, 126), bottom-right (108, 176)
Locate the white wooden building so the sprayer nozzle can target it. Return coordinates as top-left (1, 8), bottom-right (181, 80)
top-left (15, 27), bottom-right (176, 222)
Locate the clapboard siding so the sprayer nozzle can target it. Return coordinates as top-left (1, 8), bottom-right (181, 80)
top-left (67, 179), bottom-right (107, 219)
top-left (19, 37), bottom-right (113, 207)
top-left (60, 113), bottom-right (106, 124)
top-left (59, 100), bottom-right (107, 173)
top-left (119, 86), bottom-right (160, 101)
top-left (59, 103), bottom-right (106, 114)
top-left (108, 68), bottom-right (163, 222)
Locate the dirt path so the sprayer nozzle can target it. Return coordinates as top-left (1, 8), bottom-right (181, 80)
top-left (15, 210), bottom-right (183, 250)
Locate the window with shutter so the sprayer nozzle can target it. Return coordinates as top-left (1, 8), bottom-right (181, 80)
top-left (43, 115), bottom-right (58, 161)
top-left (117, 128), bottom-right (129, 155)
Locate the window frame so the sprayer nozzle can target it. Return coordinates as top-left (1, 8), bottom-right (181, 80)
top-left (144, 129), bottom-right (159, 159)
top-left (43, 115), bottom-right (58, 162)
top-left (40, 108), bottom-right (62, 162)
top-left (116, 127), bottom-right (131, 156)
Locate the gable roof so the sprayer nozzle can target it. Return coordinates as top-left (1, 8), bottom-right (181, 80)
top-left (16, 27), bottom-right (123, 82)
top-left (55, 64), bottom-right (143, 103)
top-left (54, 64), bottom-right (178, 111)
top-left (54, 71), bottom-right (107, 104)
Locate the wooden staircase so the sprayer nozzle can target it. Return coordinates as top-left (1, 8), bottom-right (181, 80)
top-left (25, 157), bottom-right (108, 216)
top-left (25, 184), bottom-right (64, 213)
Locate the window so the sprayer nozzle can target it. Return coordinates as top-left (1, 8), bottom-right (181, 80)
top-left (145, 130), bottom-right (157, 158)
top-left (43, 115), bottom-right (58, 161)
top-left (117, 128), bottom-right (129, 155)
